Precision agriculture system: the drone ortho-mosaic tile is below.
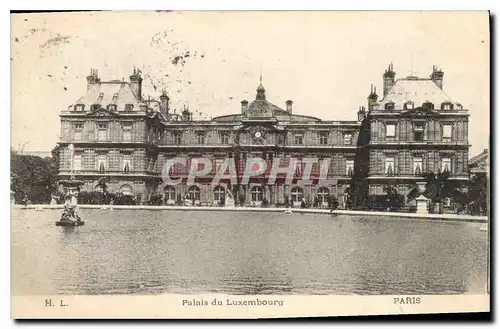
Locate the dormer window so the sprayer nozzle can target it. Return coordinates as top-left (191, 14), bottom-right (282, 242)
top-left (125, 104), bottom-right (134, 112)
top-left (404, 101), bottom-right (414, 110)
top-left (107, 104), bottom-right (117, 112)
top-left (74, 104), bottom-right (85, 111)
top-left (385, 102), bottom-right (395, 110)
top-left (422, 102), bottom-right (434, 110)
top-left (456, 103), bottom-right (463, 110)
top-left (91, 104), bottom-right (100, 112)
top-left (441, 102), bottom-right (453, 110)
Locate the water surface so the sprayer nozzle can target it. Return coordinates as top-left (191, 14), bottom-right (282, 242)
top-left (11, 209), bottom-right (488, 295)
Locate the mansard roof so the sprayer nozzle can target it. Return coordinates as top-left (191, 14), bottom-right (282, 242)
top-left (74, 81), bottom-right (141, 110)
top-left (379, 77), bottom-right (460, 108)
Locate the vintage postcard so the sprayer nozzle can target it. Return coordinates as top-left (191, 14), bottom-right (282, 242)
top-left (10, 11), bottom-right (490, 319)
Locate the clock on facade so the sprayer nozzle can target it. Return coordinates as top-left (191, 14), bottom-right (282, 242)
top-left (254, 131), bottom-right (262, 138)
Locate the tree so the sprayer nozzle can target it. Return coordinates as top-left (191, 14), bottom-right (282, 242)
top-left (11, 150), bottom-right (56, 203)
top-left (468, 174), bottom-right (488, 215)
top-left (423, 170), bottom-right (457, 203)
top-left (96, 177), bottom-right (109, 193)
top-left (383, 184), bottom-right (404, 211)
top-left (422, 170), bottom-right (467, 213)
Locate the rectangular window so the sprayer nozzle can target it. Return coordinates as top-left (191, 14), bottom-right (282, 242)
top-left (123, 123), bottom-right (132, 141)
top-left (73, 130), bottom-right (82, 141)
top-left (123, 156), bottom-right (131, 172)
top-left (413, 157), bottom-right (423, 175)
top-left (319, 132), bottom-right (328, 145)
top-left (215, 158), bottom-right (224, 173)
top-left (97, 123), bottom-right (107, 141)
top-left (294, 134), bottom-right (303, 145)
top-left (346, 159), bottom-right (354, 176)
top-left (174, 133), bottom-right (182, 145)
top-left (220, 133), bottom-right (229, 144)
top-left (442, 124), bottom-right (452, 142)
top-left (73, 123), bottom-right (83, 141)
top-left (73, 154), bottom-right (82, 171)
top-left (386, 124), bottom-right (396, 139)
top-left (97, 155), bottom-right (106, 172)
top-left (197, 133), bottom-right (205, 145)
top-left (385, 157), bottom-right (395, 175)
top-left (441, 157), bottom-right (451, 173)
top-left (413, 124), bottom-right (425, 141)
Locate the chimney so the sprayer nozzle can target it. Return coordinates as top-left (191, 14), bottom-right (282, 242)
top-left (160, 89), bottom-right (170, 117)
top-left (86, 68), bottom-right (100, 91)
top-left (382, 63), bottom-right (396, 97)
top-left (129, 66), bottom-right (143, 101)
top-left (430, 65), bottom-right (444, 89)
top-left (241, 100), bottom-right (248, 113)
top-left (367, 84), bottom-right (378, 110)
top-left (182, 105), bottom-right (191, 121)
top-left (357, 106), bottom-right (366, 122)
top-left (285, 100), bottom-right (293, 114)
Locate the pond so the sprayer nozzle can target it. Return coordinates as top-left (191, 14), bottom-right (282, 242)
top-left (11, 208), bottom-right (488, 295)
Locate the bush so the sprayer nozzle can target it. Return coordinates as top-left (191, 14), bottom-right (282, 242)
top-left (327, 195), bottom-right (339, 210)
top-left (148, 193), bottom-right (164, 205)
top-left (367, 193), bottom-right (404, 212)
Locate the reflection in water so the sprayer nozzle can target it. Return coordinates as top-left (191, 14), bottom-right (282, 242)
top-left (11, 209), bottom-right (488, 295)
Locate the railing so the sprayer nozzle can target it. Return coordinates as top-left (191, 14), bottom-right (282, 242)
top-left (369, 140), bottom-right (469, 146)
top-left (59, 170), bottom-right (160, 176)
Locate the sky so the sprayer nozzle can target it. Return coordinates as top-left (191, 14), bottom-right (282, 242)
top-left (10, 11), bottom-right (490, 155)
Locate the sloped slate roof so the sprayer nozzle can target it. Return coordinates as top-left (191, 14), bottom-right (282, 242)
top-left (74, 81), bottom-right (140, 110)
top-left (379, 78), bottom-right (458, 108)
top-left (469, 149), bottom-right (488, 169)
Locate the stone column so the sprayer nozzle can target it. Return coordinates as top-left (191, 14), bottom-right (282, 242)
top-left (245, 185), bottom-right (251, 204)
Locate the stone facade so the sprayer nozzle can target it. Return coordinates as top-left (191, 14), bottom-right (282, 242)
top-left (353, 64), bottom-right (470, 208)
top-left (58, 64), bottom-right (470, 208)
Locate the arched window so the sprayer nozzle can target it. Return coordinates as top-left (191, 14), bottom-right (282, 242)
top-left (317, 187), bottom-right (330, 205)
top-left (188, 185), bottom-right (201, 201)
top-left (441, 102), bottom-right (453, 110)
top-left (120, 184), bottom-right (133, 196)
top-left (164, 185), bottom-right (176, 201)
top-left (250, 186), bottom-right (263, 202)
top-left (404, 101), bottom-right (414, 110)
top-left (422, 102), bottom-right (434, 110)
top-left (291, 187), bottom-right (304, 203)
top-left (385, 102), bottom-right (395, 110)
top-left (213, 186), bottom-right (225, 203)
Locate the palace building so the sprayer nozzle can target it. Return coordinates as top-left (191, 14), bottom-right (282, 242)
top-left (58, 64), bottom-right (470, 208)
top-left (354, 64), bottom-right (470, 208)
